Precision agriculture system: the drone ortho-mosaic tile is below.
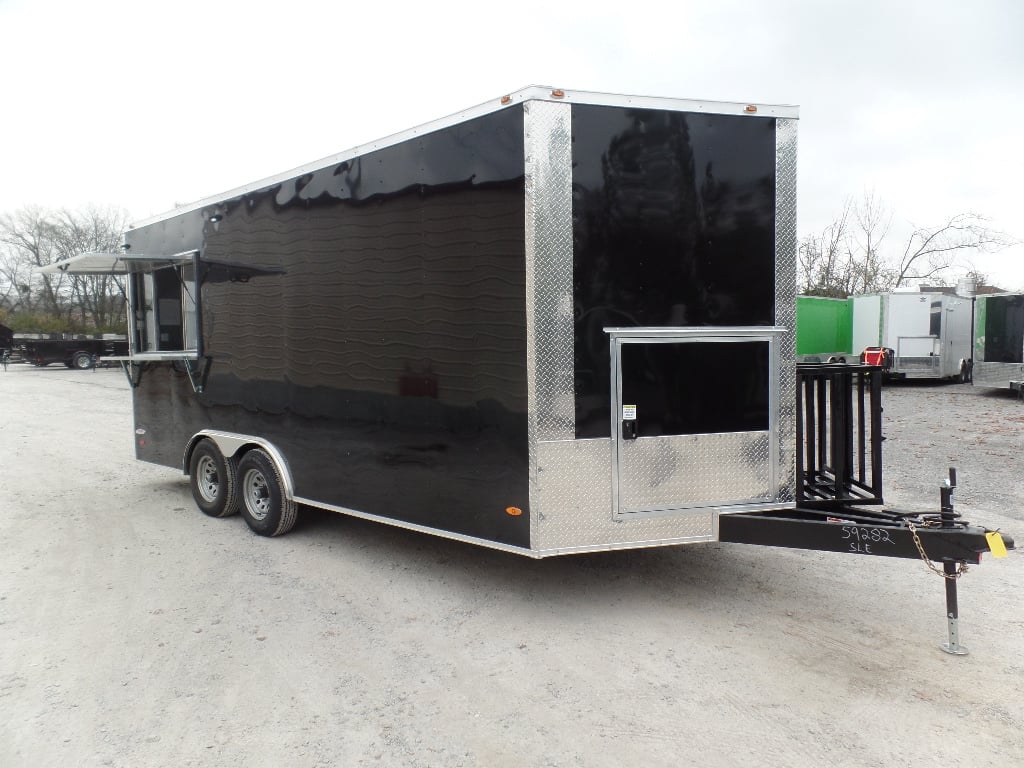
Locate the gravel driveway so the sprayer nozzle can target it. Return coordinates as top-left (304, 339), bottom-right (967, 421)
top-left (1, 366), bottom-right (1020, 767)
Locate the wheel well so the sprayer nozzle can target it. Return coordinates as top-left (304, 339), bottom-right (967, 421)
top-left (182, 432), bottom-right (295, 500)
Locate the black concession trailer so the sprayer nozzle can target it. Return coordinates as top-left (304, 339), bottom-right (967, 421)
top-left (44, 87), bottom-right (1012, 648)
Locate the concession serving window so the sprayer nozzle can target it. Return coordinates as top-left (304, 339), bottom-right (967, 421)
top-left (40, 250), bottom-right (201, 361)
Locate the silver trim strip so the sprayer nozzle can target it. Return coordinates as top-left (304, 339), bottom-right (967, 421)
top-left (131, 86), bottom-right (798, 229)
top-left (292, 496), bottom-right (538, 557)
top-left (604, 326), bottom-right (788, 338)
top-left (617, 500), bottom-right (797, 520)
top-left (291, 495), bottom-right (785, 559)
top-left (104, 351), bottom-right (199, 362)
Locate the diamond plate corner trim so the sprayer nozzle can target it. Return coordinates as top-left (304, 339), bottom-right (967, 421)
top-left (534, 439), bottom-right (717, 550)
top-left (524, 99), bottom-right (575, 548)
top-left (775, 118), bottom-right (799, 500)
top-left (525, 100), bottom-right (574, 442)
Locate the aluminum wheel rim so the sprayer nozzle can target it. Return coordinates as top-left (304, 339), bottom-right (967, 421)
top-left (196, 455), bottom-right (220, 503)
top-left (243, 468), bottom-right (271, 521)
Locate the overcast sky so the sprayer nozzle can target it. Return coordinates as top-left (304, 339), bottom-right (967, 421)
top-left (1, 0), bottom-right (1021, 289)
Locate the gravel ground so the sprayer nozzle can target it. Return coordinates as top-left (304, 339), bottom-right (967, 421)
top-left (0, 366), bottom-right (1021, 768)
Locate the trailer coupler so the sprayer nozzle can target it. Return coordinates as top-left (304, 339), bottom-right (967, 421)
top-left (719, 468), bottom-right (1013, 654)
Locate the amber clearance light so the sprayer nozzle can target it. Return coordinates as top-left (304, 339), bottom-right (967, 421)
top-left (505, 506), bottom-right (523, 517)
top-left (744, 105), bottom-right (758, 113)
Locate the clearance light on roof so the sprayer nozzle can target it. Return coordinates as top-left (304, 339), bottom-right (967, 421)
top-left (500, 95), bottom-right (512, 105)
top-left (551, 89), bottom-right (565, 99)
top-left (744, 105), bottom-right (758, 113)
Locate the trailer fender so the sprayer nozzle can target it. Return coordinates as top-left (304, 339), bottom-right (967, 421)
top-left (183, 430), bottom-right (295, 502)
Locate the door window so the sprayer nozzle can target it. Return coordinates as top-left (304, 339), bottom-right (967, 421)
top-left (619, 340), bottom-right (770, 437)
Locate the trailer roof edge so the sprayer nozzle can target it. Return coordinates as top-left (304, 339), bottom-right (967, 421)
top-left (129, 86), bottom-right (800, 230)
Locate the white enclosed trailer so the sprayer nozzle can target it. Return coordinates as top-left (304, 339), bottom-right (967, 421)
top-left (851, 292), bottom-right (972, 381)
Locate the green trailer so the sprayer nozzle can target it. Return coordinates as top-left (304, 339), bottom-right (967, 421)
top-left (796, 296), bottom-right (852, 363)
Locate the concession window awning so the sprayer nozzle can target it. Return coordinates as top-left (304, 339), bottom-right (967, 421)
top-left (38, 251), bottom-right (197, 275)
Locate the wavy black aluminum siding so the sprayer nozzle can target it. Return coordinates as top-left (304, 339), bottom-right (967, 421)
top-left (570, 105), bottom-right (777, 438)
top-left (130, 107), bottom-right (530, 547)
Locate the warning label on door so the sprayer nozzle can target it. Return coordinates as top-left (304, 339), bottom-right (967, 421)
top-left (622, 405), bottom-right (637, 420)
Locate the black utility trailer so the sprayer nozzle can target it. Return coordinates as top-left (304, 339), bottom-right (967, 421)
top-left (45, 87), bottom-right (1012, 648)
top-left (14, 333), bottom-right (128, 369)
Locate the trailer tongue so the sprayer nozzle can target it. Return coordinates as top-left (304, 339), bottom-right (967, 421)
top-left (721, 362), bottom-right (1013, 654)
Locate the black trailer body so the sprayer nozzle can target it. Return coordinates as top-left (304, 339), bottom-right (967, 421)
top-left (46, 87), bottom-right (801, 553)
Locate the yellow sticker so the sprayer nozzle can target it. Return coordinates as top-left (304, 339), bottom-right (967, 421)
top-left (985, 531), bottom-right (1008, 558)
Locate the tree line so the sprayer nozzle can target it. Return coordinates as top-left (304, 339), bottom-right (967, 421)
top-left (0, 205), bottom-right (131, 333)
top-left (798, 191), bottom-right (1017, 297)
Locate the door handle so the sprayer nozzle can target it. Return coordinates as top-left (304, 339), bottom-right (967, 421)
top-left (622, 420), bottom-right (637, 441)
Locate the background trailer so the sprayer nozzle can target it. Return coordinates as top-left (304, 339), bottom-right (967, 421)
top-left (973, 292), bottom-right (1024, 393)
top-left (795, 296), bottom-right (852, 363)
top-left (851, 291), bottom-right (973, 381)
top-left (44, 89), bottom-right (1012, 634)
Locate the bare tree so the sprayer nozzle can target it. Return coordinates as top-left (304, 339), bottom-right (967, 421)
top-left (50, 206), bottom-right (131, 328)
top-left (893, 213), bottom-right (1017, 287)
top-left (0, 206), bottom-right (67, 318)
top-left (798, 198), bottom-right (851, 297)
top-left (798, 193), bottom-right (893, 296)
top-left (800, 192), bottom-right (1017, 296)
top-left (0, 205), bottom-right (130, 331)
top-left (847, 190), bottom-right (894, 294)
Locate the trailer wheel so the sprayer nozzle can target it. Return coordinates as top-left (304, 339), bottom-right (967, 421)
top-left (188, 439), bottom-right (239, 518)
top-left (72, 351), bottom-right (93, 370)
top-left (237, 449), bottom-right (297, 537)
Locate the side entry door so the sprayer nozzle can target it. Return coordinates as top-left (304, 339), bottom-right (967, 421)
top-left (609, 328), bottom-right (783, 518)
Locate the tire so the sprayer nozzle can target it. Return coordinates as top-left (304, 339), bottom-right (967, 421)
top-left (72, 351), bottom-right (93, 370)
top-left (188, 439), bottom-right (239, 518)
top-left (237, 448), bottom-right (297, 537)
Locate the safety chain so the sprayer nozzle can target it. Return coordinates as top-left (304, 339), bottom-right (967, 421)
top-left (906, 520), bottom-right (968, 579)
